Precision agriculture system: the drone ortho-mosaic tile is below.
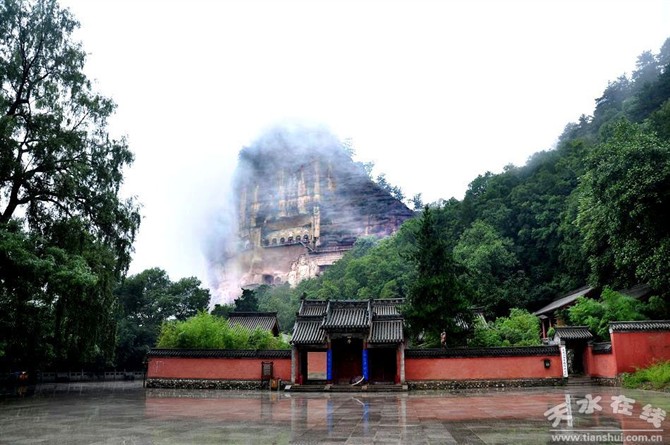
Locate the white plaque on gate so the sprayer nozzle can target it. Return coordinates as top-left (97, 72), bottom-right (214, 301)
top-left (559, 344), bottom-right (568, 378)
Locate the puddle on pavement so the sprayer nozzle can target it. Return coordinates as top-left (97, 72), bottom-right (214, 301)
top-left (1, 382), bottom-right (668, 444)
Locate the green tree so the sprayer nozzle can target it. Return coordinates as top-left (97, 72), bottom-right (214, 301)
top-left (0, 223), bottom-right (59, 368)
top-left (453, 220), bottom-right (528, 317)
top-left (0, 0), bottom-right (139, 265)
top-left (568, 288), bottom-right (647, 340)
top-left (577, 121), bottom-right (670, 296)
top-left (410, 193), bottom-right (424, 211)
top-left (648, 99), bottom-right (670, 141)
top-left (165, 276), bottom-right (211, 321)
top-left (470, 317), bottom-right (502, 347)
top-left (114, 268), bottom-right (210, 368)
top-left (211, 302), bottom-right (235, 318)
top-left (493, 308), bottom-right (541, 346)
top-left (402, 205), bottom-right (472, 346)
top-left (0, 0), bottom-right (140, 370)
top-left (316, 235), bottom-right (415, 301)
top-left (627, 48), bottom-right (669, 122)
top-left (470, 308), bottom-right (541, 347)
top-left (256, 283), bottom-right (300, 334)
top-left (592, 76), bottom-right (631, 130)
top-left (375, 173), bottom-right (404, 201)
top-left (234, 288), bottom-right (259, 311)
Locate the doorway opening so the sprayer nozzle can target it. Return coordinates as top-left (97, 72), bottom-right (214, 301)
top-left (332, 338), bottom-right (362, 384)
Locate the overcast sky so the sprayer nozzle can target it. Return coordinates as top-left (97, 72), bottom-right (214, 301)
top-left (58, 0), bottom-right (670, 300)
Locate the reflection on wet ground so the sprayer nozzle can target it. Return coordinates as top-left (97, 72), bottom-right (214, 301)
top-left (0, 381), bottom-right (668, 444)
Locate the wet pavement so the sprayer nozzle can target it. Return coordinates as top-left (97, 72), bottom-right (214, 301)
top-left (0, 382), bottom-right (669, 444)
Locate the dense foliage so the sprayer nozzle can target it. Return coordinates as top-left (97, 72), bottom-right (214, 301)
top-left (578, 121), bottom-right (670, 292)
top-left (0, 0), bottom-right (140, 371)
top-left (567, 288), bottom-right (649, 340)
top-left (3, 0), bottom-right (670, 369)
top-left (453, 220), bottom-right (528, 316)
top-left (470, 309), bottom-right (542, 347)
top-left (250, 36), bottom-right (670, 342)
top-left (240, 230), bottom-right (419, 334)
top-left (114, 268), bottom-right (210, 369)
top-left (157, 312), bottom-right (290, 350)
top-left (403, 206), bottom-right (472, 346)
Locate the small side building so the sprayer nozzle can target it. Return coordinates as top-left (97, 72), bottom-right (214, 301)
top-left (228, 312), bottom-right (280, 337)
top-left (533, 286), bottom-right (597, 338)
top-left (290, 298), bottom-right (405, 385)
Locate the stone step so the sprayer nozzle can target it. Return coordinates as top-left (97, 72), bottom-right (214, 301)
top-left (566, 376), bottom-right (594, 386)
top-left (366, 384), bottom-right (408, 392)
top-left (284, 384), bottom-right (326, 392)
top-left (285, 383), bottom-right (408, 393)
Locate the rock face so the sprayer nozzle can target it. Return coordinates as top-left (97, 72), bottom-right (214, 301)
top-left (225, 125), bottom-right (414, 293)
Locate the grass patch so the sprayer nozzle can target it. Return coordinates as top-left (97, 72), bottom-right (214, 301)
top-left (621, 360), bottom-right (670, 391)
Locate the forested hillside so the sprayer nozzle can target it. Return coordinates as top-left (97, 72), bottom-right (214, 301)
top-left (238, 37), bottom-right (670, 334)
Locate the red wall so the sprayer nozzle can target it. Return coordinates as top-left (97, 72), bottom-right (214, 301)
top-left (405, 355), bottom-right (562, 381)
top-left (147, 330), bottom-right (670, 383)
top-left (611, 331), bottom-right (670, 374)
top-left (307, 351), bottom-right (326, 379)
top-left (583, 346), bottom-right (617, 378)
top-left (148, 357), bottom-right (291, 381)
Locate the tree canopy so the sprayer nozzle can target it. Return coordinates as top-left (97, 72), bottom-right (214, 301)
top-left (0, 0), bottom-right (140, 370)
top-left (3, 2), bottom-right (670, 367)
top-left (176, 36), bottom-right (670, 348)
top-left (248, 36), bottom-right (670, 341)
top-left (577, 121), bottom-right (670, 293)
top-left (114, 268), bottom-right (210, 369)
top-left (0, 0), bottom-right (139, 265)
top-left (402, 206), bottom-right (472, 346)
top-left (157, 312), bottom-right (289, 350)
top-left (470, 309), bottom-right (541, 347)
top-left (567, 288), bottom-right (649, 340)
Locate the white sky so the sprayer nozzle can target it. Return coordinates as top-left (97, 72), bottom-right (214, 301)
top-left (59, 0), bottom-right (670, 296)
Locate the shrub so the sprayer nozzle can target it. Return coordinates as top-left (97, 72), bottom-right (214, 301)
top-left (470, 317), bottom-right (502, 347)
top-left (568, 288), bottom-right (646, 340)
top-left (621, 361), bottom-right (670, 391)
top-left (470, 308), bottom-right (541, 347)
top-left (156, 311), bottom-right (290, 349)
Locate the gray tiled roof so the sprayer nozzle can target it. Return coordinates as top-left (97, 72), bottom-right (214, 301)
top-left (617, 284), bottom-right (652, 300)
top-left (291, 320), bottom-right (326, 344)
top-left (370, 320), bottom-right (404, 343)
top-left (299, 300), bottom-right (328, 317)
top-left (591, 342), bottom-right (612, 354)
top-left (228, 312), bottom-right (279, 333)
top-left (406, 345), bottom-right (560, 358)
top-left (533, 286), bottom-right (595, 316)
top-left (324, 307), bottom-right (369, 329)
top-left (553, 326), bottom-right (594, 340)
top-left (291, 298), bottom-right (405, 345)
top-left (373, 302), bottom-right (402, 317)
top-left (609, 320), bottom-right (670, 332)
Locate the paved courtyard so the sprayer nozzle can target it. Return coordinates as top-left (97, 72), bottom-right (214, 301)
top-left (1, 381), bottom-right (668, 444)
